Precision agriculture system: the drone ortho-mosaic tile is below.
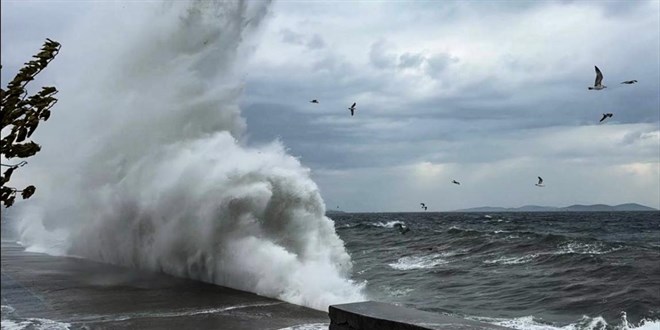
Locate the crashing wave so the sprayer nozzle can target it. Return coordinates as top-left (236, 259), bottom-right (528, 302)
top-left (16, 0), bottom-right (364, 310)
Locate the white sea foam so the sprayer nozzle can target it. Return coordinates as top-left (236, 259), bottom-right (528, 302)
top-left (16, 1), bottom-right (364, 311)
top-left (1, 319), bottom-right (71, 330)
top-left (371, 221), bottom-right (405, 228)
top-left (473, 314), bottom-right (660, 330)
top-left (69, 302), bottom-right (284, 323)
top-left (627, 320), bottom-right (660, 330)
top-left (484, 254), bottom-right (538, 265)
top-left (388, 253), bottom-right (449, 270)
top-left (277, 323), bottom-right (329, 330)
top-left (381, 285), bottom-right (415, 297)
top-left (555, 242), bottom-right (622, 255)
top-left (1, 306), bottom-right (71, 330)
top-left (484, 240), bottom-right (623, 265)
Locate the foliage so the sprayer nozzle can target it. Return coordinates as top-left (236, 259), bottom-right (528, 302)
top-left (1, 39), bottom-right (61, 207)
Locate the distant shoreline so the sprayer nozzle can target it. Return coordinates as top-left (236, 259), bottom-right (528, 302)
top-left (326, 203), bottom-right (658, 214)
top-left (328, 210), bottom-right (659, 214)
top-left (453, 203), bottom-right (657, 212)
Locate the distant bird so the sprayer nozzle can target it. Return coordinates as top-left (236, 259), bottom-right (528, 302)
top-left (599, 113), bottom-right (613, 122)
top-left (588, 66), bottom-right (607, 90)
top-left (420, 203), bottom-right (428, 211)
top-left (394, 223), bottom-right (410, 234)
top-left (452, 180), bottom-right (460, 185)
top-left (310, 99), bottom-right (319, 104)
top-left (620, 80), bottom-right (637, 84)
top-left (535, 176), bottom-right (545, 187)
top-left (348, 102), bottom-right (356, 116)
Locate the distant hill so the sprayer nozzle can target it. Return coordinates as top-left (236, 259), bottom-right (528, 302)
top-left (454, 205), bottom-right (556, 212)
top-left (562, 203), bottom-right (657, 212)
top-left (326, 210), bottom-right (347, 215)
top-left (454, 203), bottom-right (657, 212)
top-left (518, 205), bottom-right (559, 212)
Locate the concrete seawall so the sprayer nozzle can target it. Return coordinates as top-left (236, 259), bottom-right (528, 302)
top-left (1, 240), bottom-right (328, 329)
top-left (2, 239), bottom-right (511, 330)
top-left (329, 301), bottom-right (511, 330)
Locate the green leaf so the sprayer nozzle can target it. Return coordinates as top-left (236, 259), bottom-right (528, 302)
top-left (1, 38), bottom-right (60, 208)
top-left (40, 109), bottom-right (51, 121)
top-left (16, 127), bottom-right (28, 142)
top-left (4, 195), bottom-right (15, 208)
top-left (21, 185), bottom-right (36, 199)
top-left (2, 167), bottom-right (15, 185)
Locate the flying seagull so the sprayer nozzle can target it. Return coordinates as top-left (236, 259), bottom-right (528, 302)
top-left (588, 66), bottom-right (607, 90)
top-left (310, 99), bottom-right (319, 104)
top-left (452, 180), bottom-right (460, 185)
top-left (621, 80), bottom-right (638, 84)
top-left (600, 113), bottom-right (613, 122)
top-left (420, 203), bottom-right (427, 211)
top-left (535, 176), bottom-right (544, 187)
top-left (348, 102), bottom-right (356, 116)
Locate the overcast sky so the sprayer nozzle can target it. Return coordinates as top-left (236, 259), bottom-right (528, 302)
top-left (2, 0), bottom-right (659, 212)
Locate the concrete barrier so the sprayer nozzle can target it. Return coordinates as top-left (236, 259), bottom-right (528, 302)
top-left (329, 301), bottom-right (511, 330)
top-left (1, 240), bottom-right (328, 329)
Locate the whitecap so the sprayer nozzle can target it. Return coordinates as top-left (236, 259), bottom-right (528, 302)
top-left (555, 242), bottom-right (622, 255)
top-left (380, 285), bottom-right (414, 297)
top-left (277, 323), bottom-right (329, 330)
top-left (388, 254), bottom-right (448, 270)
top-left (1, 319), bottom-right (71, 330)
top-left (371, 221), bottom-right (406, 228)
top-left (471, 313), bottom-right (660, 330)
top-left (484, 254), bottom-right (538, 265)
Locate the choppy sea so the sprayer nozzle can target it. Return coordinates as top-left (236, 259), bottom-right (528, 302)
top-left (332, 211), bottom-right (660, 330)
top-left (2, 211), bottom-right (658, 330)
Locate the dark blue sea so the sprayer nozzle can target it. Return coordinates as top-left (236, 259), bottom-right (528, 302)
top-left (332, 211), bottom-right (660, 330)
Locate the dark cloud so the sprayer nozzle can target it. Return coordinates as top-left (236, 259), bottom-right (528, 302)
top-left (560, 0), bottom-right (649, 17)
top-left (307, 34), bottom-right (325, 49)
top-left (280, 28), bottom-right (305, 45)
top-left (3, 0), bottom-right (658, 210)
top-left (398, 52), bottom-right (425, 69)
top-left (369, 40), bottom-right (396, 69)
top-left (368, 40), bottom-right (459, 77)
top-left (425, 53), bottom-right (459, 79)
top-left (279, 28), bottom-right (325, 50)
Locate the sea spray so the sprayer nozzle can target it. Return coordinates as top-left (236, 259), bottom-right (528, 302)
top-left (16, 0), bottom-right (365, 310)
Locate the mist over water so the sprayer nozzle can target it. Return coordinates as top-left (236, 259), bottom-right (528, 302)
top-left (16, 0), bottom-right (364, 310)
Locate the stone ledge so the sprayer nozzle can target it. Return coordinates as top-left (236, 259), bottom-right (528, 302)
top-left (329, 301), bottom-right (511, 330)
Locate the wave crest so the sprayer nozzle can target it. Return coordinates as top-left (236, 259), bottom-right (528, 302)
top-left (16, 0), bottom-right (364, 310)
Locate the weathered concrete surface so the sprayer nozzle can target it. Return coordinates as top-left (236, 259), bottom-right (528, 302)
top-left (329, 301), bottom-right (511, 330)
top-left (1, 240), bottom-right (328, 329)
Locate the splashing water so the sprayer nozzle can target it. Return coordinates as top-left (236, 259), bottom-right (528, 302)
top-left (474, 314), bottom-right (660, 330)
top-left (16, 0), bottom-right (364, 310)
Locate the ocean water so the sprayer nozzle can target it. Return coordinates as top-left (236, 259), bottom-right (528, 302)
top-left (332, 211), bottom-right (660, 330)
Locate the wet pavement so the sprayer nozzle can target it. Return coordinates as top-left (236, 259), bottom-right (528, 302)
top-left (1, 240), bottom-right (328, 329)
